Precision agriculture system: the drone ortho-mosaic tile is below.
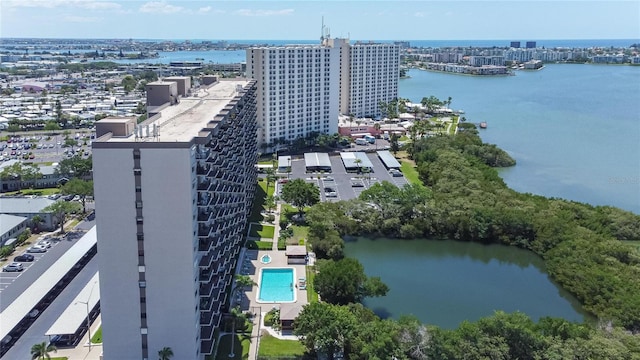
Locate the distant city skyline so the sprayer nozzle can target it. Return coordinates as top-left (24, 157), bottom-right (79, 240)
top-left (1, 1), bottom-right (639, 41)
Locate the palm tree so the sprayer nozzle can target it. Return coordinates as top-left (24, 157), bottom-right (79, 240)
top-left (31, 342), bottom-right (57, 360)
top-left (354, 158), bottom-right (363, 175)
top-left (264, 167), bottom-right (276, 196)
top-left (228, 306), bottom-right (243, 358)
top-left (158, 346), bottom-right (173, 360)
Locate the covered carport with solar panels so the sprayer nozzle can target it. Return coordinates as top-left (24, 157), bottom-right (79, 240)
top-left (304, 152), bottom-right (332, 172)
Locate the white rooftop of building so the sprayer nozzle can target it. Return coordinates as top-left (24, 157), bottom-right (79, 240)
top-left (103, 79), bottom-right (249, 143)
top-left (45, 272), bottom-right (100, 336)
top-left (0, 226), bottom-right (97, 340)
top-left (0, 214), bottom-right (28, 235)
top-left (0, 197), bottom-right (55, 214)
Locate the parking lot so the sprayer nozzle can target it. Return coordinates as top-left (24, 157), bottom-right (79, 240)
top-left (278, 152), bottom-right (408, 202)
top-left (0, 236), bottom-right (63, 292)
top-left (0, 131), bottom-right (95, 163)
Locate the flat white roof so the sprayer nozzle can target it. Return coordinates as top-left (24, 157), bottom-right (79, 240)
top-left (340, 152), bottom-right (373, 169)
top-left (0, 226), bottom-right (97, 340)
top-left (376, 150), bottom-right (401, 169)
top-left (45, 272), bottom-right (100, 336)
top-left (101, 79), bottom-right (249, 143)
top-left (303, 152), bottom-right (331, 168)
top-left (278, 156), bottom-right (291, 169)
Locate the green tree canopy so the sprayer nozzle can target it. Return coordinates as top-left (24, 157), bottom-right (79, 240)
top-left (0, 162), bottom-right (42, 189)
top-left (279, 178), bottom-right (319, 215)
top-left (55, 155), bottom-right (92, 178)
top-left (121, 75), bottom-right (137, 94)
top-left (60, 178), bottom-right (94, 213)
top-left (314, 258), bottom-right (388, 305)
top-left (43, 201), bottom-right (81, 233)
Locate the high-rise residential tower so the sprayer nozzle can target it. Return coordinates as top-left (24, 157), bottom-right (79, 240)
top-left (246, 44), bottom-right (340, 148)
top-left (339, 40), bottom-right (400, 118)
top-left (92, 78), bottom-right (257, 360)
top-left (246, 37), bottom-right (400, 149)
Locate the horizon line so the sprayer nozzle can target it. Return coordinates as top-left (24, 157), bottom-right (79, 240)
top-left (1, 37), bottom-right (638, 42)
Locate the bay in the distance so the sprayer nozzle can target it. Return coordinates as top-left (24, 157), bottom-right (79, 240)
top-left (400, 64), bottom-right (640, 214)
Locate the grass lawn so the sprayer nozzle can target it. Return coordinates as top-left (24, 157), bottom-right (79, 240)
top-left (246, 240), bottom-right (273, 250)
top-left (400, 160), bottom-right (425, 188)
top-left (248, 181), bottom-right (269, 223)
top-left (306, 266), bottom-right (319, 303)
top-left (91, 326), bottom-right (102, 343)
top-left (4, 187), bottom-right (60, 196)
top-left (249, 223), bottom-right (275, 239)
top-left (258, 332), bottom-right (305, 358)
top-left (291, 225), bottom-right (308, 244)
top-left (214, 334), bottom-right (250, 360)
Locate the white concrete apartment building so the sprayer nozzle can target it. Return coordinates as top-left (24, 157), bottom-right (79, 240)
top-left (92, 79), bottom-right (257, 359)
top-left (246, 38), bottom-right (400, 149)
top-left (246, 44), bottom-right (340, 148)
top-left (340, 41), bottom-right (400, 118)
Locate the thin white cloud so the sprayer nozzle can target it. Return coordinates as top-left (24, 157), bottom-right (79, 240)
top-left (139, 1), bottom-right (183, 14)
top-left (3, 0), bottom-right (120, 10)
top-left (64, 15), bottom-right (101, 22)
top-left (235, 9), bottom-right (294, 17)
top-left (414, 12), bottom-right (425, 17)
top-left (198, 6), bottom-right (211, 13)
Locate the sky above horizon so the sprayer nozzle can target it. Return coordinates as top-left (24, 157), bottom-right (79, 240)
top-left (1, 1), bottom-right (639, 41)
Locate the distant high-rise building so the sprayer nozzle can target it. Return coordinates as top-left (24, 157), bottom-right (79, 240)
top-left (246, 43), bottom-right (340, 148)
top-left (510, 41), bottom-right (521, 48)
top-left (246, 37), bottom-right (400, 149)
top-left (93, 79), bottom-right (258, 360)
top-left (337, 39), bottom-right (400, 118)
top-left (526, 41), bottom-right (537, 49)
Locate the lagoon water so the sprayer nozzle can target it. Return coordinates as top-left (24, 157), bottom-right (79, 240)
top-left (400, 65), bottom-right (640, 214)
top-left (344, 237), bottom-right (593, 329)
top-left (346, 63), bottom-right (638, 329)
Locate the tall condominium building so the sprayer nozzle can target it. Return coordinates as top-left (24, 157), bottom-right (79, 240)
top-left (246, 44), bottom-right (340, 148)
top-left (335, 40), bottom-right (400, 118)
top-left (246, 38), bottom-right (400, 148)
top-left (92, 78), bottom-right (257, 360)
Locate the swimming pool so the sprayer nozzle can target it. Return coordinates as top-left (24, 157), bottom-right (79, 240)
top-left (261, 254), bottom-right (272, 264)
top-left (258, 268), bottom-right (296, 303)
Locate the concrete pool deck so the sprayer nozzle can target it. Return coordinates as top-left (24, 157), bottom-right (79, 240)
top-left (236, 248), bottom-right (309, 359)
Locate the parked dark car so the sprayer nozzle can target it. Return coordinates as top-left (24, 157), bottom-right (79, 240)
top-left (14, 254), bottom-right (35, 262)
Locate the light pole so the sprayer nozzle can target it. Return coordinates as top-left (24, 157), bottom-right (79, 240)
top-left (76, 280), bottom-right (98, 350)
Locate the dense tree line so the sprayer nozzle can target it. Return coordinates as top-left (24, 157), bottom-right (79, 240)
top-left (300, 130), bottom-right (640, 349)
top-left (294, 304), bottom-right (640, 360)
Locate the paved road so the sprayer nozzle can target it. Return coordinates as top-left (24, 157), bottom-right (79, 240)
top-left (0, 229), bottom-right (87, 306)
top-left (1, 257), bottom-right (98, 360)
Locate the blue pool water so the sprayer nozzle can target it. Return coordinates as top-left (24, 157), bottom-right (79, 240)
top-left (258, 268), bottom-right (295, 302)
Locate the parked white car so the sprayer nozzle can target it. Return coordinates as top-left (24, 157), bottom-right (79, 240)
top-left (27, 245), bottom-right (47, 253)
top-left (3, 262), bottom-right (24, 272)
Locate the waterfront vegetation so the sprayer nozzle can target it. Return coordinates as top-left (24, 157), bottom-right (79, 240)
top-left (285, 129), bottom-right (640, 358)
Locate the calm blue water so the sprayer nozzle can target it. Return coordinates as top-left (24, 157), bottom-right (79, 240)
top-left (149, 39), bottom-right (640, 48)
top-left (258, 268), bottom-right (294, 302)
top-left (345, 238), bottom-right (592, 329)
top-left (400, 64), bottom-right (640, 214)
